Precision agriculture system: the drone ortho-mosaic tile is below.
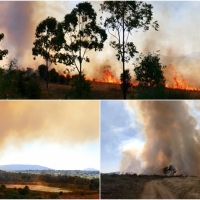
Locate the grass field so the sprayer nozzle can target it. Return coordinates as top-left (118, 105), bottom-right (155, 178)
top-left (101, 174), bottom-right (200, 199)
top-left (101, 174), bottom-right (163, 199)
top-left (40, 81), bottom-right (200, 99)
top-left (162, 176), bottom-right (200, 199)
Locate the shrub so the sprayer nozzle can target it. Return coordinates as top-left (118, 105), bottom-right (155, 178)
top-left (66, 74), bottom-right (92, 99)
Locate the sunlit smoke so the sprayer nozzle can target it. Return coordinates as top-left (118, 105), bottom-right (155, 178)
top-left (0, 101), bottom-right (99, 150)
top-left (120, 101), bottom-right (200, 176)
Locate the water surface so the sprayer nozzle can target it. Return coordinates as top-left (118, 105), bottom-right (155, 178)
top-left (5, 184), bottom-right (71, 193)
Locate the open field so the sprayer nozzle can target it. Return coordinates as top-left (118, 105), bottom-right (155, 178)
top-left (40, 81), bottom-right (200, 99)
top-left (0, 186), bottom-right (98, 199)
top-left (101, 174), bottom-right (200, 199)
top-left (162, 177), bottom-right (200, 199)
top-left (0, 171), bottom-right (99, 199)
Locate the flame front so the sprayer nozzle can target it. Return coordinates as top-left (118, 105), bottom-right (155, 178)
top-left (103, 69), bottom-right (121, 84)
top-left (165, 65), bottom-right (200, 91)
top-left (86, 69), bottom-right (121, 84)
top-left (85, 67), bottom-right (200, 91)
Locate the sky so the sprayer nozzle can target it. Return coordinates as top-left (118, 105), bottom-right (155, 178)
top-left (0, 101), bottom-right (100, 170)
top-left (101, 100), bottom-right (200, 175)
top-left (1, 1), bottom-right (200, 86)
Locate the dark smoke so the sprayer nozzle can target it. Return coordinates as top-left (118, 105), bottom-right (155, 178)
top-left (121, 101), bottom-right (200, 176)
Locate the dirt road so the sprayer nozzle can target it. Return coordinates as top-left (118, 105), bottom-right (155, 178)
top-left (140, 180), bottom-right (175, 199)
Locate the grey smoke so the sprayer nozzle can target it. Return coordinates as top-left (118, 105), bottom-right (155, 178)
top-left (121, 101), bottom-right (200, 176)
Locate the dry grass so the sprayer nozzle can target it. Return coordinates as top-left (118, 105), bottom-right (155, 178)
top-left (162, 177), bottom-right (200, 199)
top-left (39, 81), bottom-right (200, 99)
top-left (101, 174), bottom-right (165, 199)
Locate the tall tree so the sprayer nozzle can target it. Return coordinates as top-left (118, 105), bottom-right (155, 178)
top-left (32, 17), bottom-right (63, 89)
top-left (100, 1), bottom-right (159, 99)
top-left (58, 1), bottom-right (107, 77)
top-left (0, 33), bottom-right (8, 60)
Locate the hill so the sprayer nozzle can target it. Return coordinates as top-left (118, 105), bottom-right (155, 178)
top-left (83, 168), bottom-right (99, 171)
top-left (0, 164), bottom-right (52, 171)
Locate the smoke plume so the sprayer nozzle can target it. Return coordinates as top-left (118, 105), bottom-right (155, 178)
top-left (120, 101), bottom-right (200, 176)
top-left (0, 101), bottom-right (99, 149)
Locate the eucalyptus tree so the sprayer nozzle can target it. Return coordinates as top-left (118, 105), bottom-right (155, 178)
top-left (58, 1), bottom-right (107, 77)
top-left (0, 33), bottom-right (8, 60)
top-left (100, 1), bottom-right (159, 99)
top-left (32, 17), bottom-right (65, 89)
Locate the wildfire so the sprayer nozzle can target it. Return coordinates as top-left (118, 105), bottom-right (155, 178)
top-left (165, 65), bottom-right (200, 91)
top-left (86, 69), bottom-right (121, 84)
top-left (103, 69), bottom-right (121, 84)
top-left (65, 66), bottom-right (200, 91)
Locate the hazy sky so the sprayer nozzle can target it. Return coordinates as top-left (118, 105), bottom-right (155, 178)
top-left (0, 101), bottom-right (100, 170)
top-left (1, 1), bottom-right (200, 86)
top-left (101, 101), bottom-right (200, 175)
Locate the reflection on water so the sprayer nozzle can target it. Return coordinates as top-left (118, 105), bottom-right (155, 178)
top-left (5, 184), bottom-right (71, 193)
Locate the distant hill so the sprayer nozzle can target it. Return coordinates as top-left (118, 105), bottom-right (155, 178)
top-left (0, 164), bottom-right (52, 171)
top-left (83, 168), bottom-right (99, 171)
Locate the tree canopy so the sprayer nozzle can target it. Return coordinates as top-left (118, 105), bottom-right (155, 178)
top-left (163, 165), bottom-right (177, 176)
top-left (0, 33), bottom-right (8, 60)
top-left (134, 53), bottom-right (166, 87)
top-left (58, 1), bottom-right (107, 76)
top-left (32, 17), bottom-right (62, 88)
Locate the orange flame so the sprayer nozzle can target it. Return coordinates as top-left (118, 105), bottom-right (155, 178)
top-left (165, 65), bottom-right (200, 91)
top-left (86, 69), bottom-right (121, 84)
top-left (86, 67), bottom-right (200, 91)
top-left (102, 69), bottom-right (121, 84)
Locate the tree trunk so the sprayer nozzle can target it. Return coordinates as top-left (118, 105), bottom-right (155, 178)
top-left (122, 4), bottom-right (126, 99)
top-left (46, 59), bottom-right (49, 90)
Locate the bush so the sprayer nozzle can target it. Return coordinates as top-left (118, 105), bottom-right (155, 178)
top-left (1, 184), bottom-right (6, 189)
top-left (66, 74), bottom-right (92, 99)
top-left (135, 85), bottom-right (165, 99)
top-left (120, 69), bottom-right (132, 94)
top-left (25, 79), bottom-right (41, 99)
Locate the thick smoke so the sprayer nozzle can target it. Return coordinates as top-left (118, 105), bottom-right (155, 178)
top-left (120, 101), bottom-right (200, 176)
top-left (0, 101), bottom-right (99, 149)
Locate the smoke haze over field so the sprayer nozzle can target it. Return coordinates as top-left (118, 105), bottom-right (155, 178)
top-left (0, 101), bottom-right (99, 146)
top-left (0, 101), bottom-right (100, 170)
top-left (0, 1), bottom-right (200, 86)
top-left (120, 101), bottom-right (200, 176)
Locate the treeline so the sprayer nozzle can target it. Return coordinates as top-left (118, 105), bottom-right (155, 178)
top-left (39, 174), bottom-right (99, 190)
top-left (0, 170), bottom-right (99, 190)
top-left (0, 170), bottom-right (38, 182)
top-left (0, 60), bottom-right (74, 99)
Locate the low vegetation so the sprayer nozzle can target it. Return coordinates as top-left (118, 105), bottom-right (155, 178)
top-left (162, 177), bottom-right (200, 199)
top-left (101, 173), bottom-right (200, 199)
top-left (101, 174), bottom-right (163, 199)
top-left (0, 170), bottom-right (99, 199)
top-left (0, 62), bottom-right (200, 99)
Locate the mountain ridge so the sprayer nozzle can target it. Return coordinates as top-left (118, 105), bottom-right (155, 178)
top-left (0, 164), bottom-right (52, 171)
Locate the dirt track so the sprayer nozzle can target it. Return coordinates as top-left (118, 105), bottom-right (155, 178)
top-left (140, 180), bottom-right (175, 199)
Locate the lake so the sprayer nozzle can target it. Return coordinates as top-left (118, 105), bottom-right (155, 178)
top-left (5, 184), bottom-right (71, 193)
